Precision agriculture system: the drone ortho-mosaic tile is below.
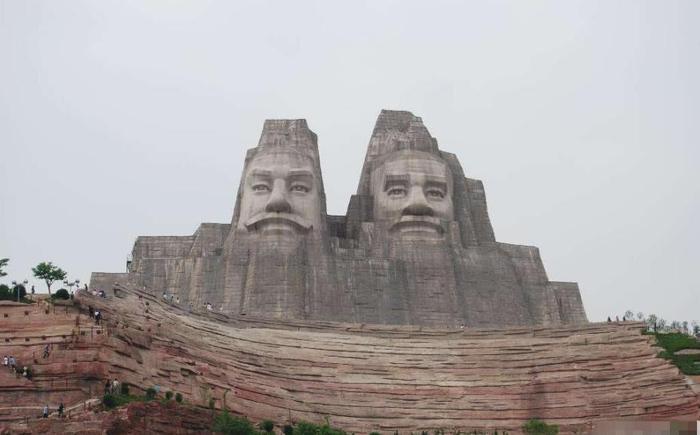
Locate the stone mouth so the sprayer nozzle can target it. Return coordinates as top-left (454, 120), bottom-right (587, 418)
top-left (244, 213), bottom-right (312, 235)
top-left (390, 215), bottom-right (444, 237)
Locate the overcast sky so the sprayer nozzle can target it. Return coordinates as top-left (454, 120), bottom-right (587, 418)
top-left (1, 1), bottom-right (698, 323)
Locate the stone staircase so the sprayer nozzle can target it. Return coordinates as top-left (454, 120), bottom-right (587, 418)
top-left (0, 300), bottom-right (107, 424)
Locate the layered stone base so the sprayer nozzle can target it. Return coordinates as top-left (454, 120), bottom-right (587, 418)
top-left (0, 290), bottom-right (698, 434)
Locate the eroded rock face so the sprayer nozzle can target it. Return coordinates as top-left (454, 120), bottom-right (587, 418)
top-left (93, 110), bottom-right (587, 327)
top-left (3, 291), bottom-right (697, 434)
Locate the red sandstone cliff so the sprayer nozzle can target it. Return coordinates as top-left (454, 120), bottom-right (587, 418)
top-left (0, 290), bottom-right (698, 434)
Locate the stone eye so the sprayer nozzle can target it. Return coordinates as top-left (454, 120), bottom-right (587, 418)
top-left (290, 185), bottom-right (309, 193)
top-left (426, 190), bottom-right (445, 199)
top-left (252, 184), bottom-right (270, 192)
top-left (387, 187), bottom-right (406, 197)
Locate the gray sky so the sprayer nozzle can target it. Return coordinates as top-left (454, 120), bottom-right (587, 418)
top-left (1, 0), bottom-right (698, 323)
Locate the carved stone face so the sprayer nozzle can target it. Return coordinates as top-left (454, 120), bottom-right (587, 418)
top-left (237, 151), bottom-right (322, 237)
top-left (370, 151), bottom-right (454, 238)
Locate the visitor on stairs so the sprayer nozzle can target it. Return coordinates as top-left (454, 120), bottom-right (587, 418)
top-left (58, 402), bottom-right (64, 418)
top-left (42, 405), bottom-right (48, 418)
top-left (2, 355), bottom-right (7, 367)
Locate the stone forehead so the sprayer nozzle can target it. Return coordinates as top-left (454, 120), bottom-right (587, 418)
top-left (248, 150), bottom-right (315, 167)
top-left (381, 152), bottom-right (449, 171)
top-left (372, 151), bottom-right (452, 178)
top-left (245, 149), bottom-right (319, 176)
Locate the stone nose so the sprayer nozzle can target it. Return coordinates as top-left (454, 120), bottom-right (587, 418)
top-left (265, 180), bottom-right (292, 213)
top-left (401, 188), bottom-right (433, 217)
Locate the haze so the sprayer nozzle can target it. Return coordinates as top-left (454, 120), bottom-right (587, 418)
top-left (1, 1), bottom-right (698, 323)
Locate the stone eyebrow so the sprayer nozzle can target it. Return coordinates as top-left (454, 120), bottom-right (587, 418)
top-left (249, 169), bottom-right (272, 177)
top-left (384, 174), bottom-right (409, 190)
top-left (287, 169), bottom-right (314, 178)
top-left (425, 176), bottom-right (448, 190)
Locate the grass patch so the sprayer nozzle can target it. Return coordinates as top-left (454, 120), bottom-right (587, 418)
top-left (651, 332), bottom-right (700, 375)
top-left (654, 333), bottom-right (700, 353)
top-left (102, 393), bottom-right (146, 409)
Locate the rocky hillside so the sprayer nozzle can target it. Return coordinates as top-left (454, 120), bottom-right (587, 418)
top-left (0, 288), bottom-right (698, 434)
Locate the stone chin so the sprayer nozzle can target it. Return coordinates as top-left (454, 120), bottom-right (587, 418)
top-left (390, 216), bottom-right (445, 239)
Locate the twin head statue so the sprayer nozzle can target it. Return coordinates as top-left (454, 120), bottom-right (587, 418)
top-left (238, 118), bottom-right (455, 242)
top-left (95, 110), bottom-right (588, 328)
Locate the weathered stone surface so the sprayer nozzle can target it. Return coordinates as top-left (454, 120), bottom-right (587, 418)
top-left (91, 110), bottom-right (587, 327)
top-left (1, 290), bottom-right (698, 433)
top-left (3, 400), bottom-right (213, 434)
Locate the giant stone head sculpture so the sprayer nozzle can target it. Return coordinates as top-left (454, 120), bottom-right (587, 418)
top-left (237, 151), bottom-right (322, 236)
top-left (105, 110), bottom-right (587, 328)
top-left (355, 110), bottom-right (459, 241)
top-left (370, 150), bottom-right (454, 238)
top-left (232, 119), bottom-right (325, 240)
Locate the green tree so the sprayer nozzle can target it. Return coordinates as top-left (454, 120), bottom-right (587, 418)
top-left (293, 421), bottom-right (346, 435)
top-left (12, 284), bottom-right (26, 301)
top-left (647, 314), bottom-right (658, 332)
top-left (53, 288), bottom-right (70, 300)
top-left (103, 393), bottom-right (117, 409)
top-left (146, 387), bottom-right (157, 400)
top-left (259, 420), bottom-right (274, 433)
top-left (31, 262), bottom-right (67, 295)
top-left (0, 284), bottom-right (12, 301)
top-left (522, 418), bottom-right (559, 435)
top-left (657, 317), bottom-right (667, 332)
top-left (0, 258), bottom-right (8, 277)
top-left (212, 411), bottom-right (258, 435)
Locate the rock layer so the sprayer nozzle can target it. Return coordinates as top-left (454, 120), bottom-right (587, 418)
top-left (2, 289), bottom-right (696, 434)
